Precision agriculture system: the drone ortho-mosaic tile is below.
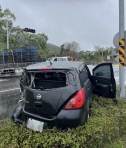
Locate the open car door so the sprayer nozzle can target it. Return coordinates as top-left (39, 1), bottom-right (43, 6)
top-left (91, 63), bottom-right (116, 98)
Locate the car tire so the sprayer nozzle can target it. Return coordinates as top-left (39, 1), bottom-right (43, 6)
top-left (79, 98), bottom-right (90, 125)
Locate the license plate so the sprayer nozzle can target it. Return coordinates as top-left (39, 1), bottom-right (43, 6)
top-left (26, 118), bottom-right (44, 132)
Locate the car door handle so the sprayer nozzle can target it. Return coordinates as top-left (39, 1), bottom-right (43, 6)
top-left (88, 87), bottom-right (90, 91)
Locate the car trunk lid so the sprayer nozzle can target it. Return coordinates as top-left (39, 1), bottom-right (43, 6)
top-left (24, 85), bottom-right (77, 116)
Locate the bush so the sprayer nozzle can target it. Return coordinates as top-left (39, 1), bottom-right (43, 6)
top-left (0, 95), bottom-right (126, 148)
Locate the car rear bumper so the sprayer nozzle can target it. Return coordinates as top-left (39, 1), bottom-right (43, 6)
top-left (49, 109), bottom-right (82, 128)
top-left (22, 108), bottom-right (83, 128)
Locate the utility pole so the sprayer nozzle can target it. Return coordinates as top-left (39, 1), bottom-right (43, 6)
top-left (6, 23), bottom-right (21, 63)
top-left (6, 21), bottom-right (20, 50)
top-left (119, 0), bottom-right (125, 98)
top-left (6, 21), bottom-right (9, 50)
top-left (102, 47), bottom-right (103, 61)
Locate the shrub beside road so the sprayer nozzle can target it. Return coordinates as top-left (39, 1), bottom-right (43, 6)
top-left (0, 95), bottom-right (126, 148)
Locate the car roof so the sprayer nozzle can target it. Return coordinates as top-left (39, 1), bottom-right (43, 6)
top-left (26, 61), bottom-right (85, 71)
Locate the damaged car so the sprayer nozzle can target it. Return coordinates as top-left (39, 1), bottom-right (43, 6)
top-left (11, 61), bottom-right (116, 131)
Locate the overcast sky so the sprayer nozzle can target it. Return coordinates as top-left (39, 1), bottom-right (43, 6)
top-left (0, 0), bottom-right (125, 51)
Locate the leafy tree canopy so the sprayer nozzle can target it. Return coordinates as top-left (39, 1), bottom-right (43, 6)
top-left (0, 5), bottom-right (49, 59)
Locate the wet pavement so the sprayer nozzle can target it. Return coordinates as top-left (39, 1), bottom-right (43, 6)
top-left (0, 77), bottom-right (21, 119)
top-left (0, 77), bottom-right (20, 91)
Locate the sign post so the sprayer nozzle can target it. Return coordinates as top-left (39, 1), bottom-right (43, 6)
top-left (118, 0), bottom-right (125, 98)
top-left (6, 21), bottom-right (9, 50)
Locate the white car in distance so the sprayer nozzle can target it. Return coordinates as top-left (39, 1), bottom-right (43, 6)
top-left (46, 57), bottom-right (73, 62)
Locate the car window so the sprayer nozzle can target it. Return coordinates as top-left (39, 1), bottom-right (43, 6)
top-left (85, 65), bottom-right (91, 77)
top-left (62, 58), bottom-right (67, 61)
top-left (93, 65), bottom-right (111, 78)
top-left (57, 58), bottom-right (62, 61)
top-left (79, 67), bottom-right (89, 87)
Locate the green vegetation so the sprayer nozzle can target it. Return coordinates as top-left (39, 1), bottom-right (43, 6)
top-left (0, 95), bottom-right (126, 148)
top-left (60, 43), bottom-right (117, 63)
top-left (48, 43), bottom-right (60, 52)
top-left (47, 43), bottom-right (61, 57)
top-left (0, 6), bottom-right (16, 51)
top-left (0, 5), bottom-right (117, 62)
top-left (78, 46), bottom-right (117, 63)
top-left (0, 5), bottom-right (49, 59)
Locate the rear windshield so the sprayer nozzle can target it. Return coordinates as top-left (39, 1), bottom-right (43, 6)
top-left (22, 70), bottom-right (75, 90)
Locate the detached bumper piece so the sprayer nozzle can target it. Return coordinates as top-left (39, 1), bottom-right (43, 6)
top-left (11, 103), bottom-right (25, 124)
top-left (11, 102), bottom-right (48, 132)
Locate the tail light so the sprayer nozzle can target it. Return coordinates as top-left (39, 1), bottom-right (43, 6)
top-left (63, 88), bottom-right (85, 110)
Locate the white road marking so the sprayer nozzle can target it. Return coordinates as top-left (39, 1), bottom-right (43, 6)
top-left (0, 79), bottom-right (7, 82)
top-left (0, 88), bottom-right (20, 93)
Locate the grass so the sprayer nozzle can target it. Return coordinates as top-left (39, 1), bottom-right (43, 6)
top-left (0, 95), bottom-right (126, 147)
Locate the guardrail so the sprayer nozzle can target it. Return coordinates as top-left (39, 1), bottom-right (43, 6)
top-left (0, 62), bottom-right (37, 70)
top-left (0, 61), bottom-right (116, 70)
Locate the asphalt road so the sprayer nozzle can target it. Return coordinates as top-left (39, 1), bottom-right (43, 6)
top-left (0, 77), bottom-right (21, 119)
top-left (0, 65), bottom-right (126, 119)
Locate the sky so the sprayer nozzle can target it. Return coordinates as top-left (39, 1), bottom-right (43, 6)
top-left (0, 0), bottom-right (124, 51)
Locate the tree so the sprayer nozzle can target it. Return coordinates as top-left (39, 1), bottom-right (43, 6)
top-left (27, 33), bottom-right (49, 59)
top-left (0, 5), bottom-right (49, 60)
top-left (0, 5), bottom-right (16, 51)
top-left (92, 46), bottom-right (116, 62)
top-left (60, 41), bottom-right (80, 58)
top-left (9, 30), bottom-right (49, 59)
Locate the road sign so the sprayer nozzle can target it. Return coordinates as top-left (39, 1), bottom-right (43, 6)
top-left (113, 31), bottom-right (126, 48)
top-left (107, 55), bottom-right (110, 60)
